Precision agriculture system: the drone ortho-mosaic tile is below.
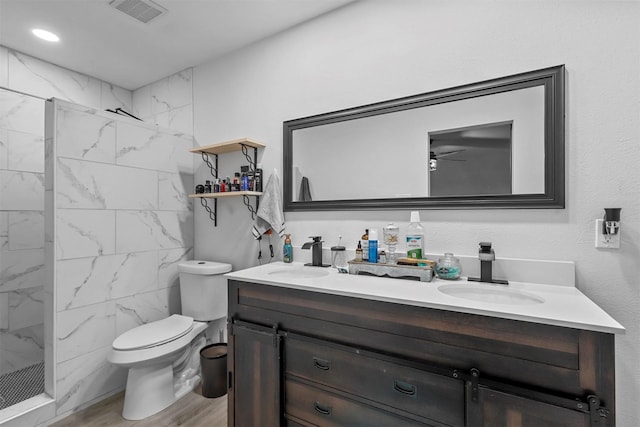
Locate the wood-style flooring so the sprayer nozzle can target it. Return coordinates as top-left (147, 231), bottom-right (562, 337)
top-left (49, 385), bottom-right (227, 427)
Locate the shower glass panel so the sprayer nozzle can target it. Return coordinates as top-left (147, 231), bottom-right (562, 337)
top-left (0, 88), bottom-right (45, 409)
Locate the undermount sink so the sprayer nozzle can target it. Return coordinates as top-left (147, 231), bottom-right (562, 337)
top-left (438, 283), bottom-right (544, 305)
top-left (268, 266), bottom-right (330, 279)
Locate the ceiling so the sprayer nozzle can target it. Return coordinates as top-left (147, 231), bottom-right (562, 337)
top-left (0, 0), bottom-right (354, 90)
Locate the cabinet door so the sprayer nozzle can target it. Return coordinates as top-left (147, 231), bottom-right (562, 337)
top-left (230, 321), bottom-right (280, 427)
top-left (478, 388), bottom-right (590, 427)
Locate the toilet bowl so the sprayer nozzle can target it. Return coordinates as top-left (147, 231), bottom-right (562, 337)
top-left (108, 260), bottom-right (231, 420)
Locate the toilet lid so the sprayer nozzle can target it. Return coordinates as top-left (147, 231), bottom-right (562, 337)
top-left (113, 314), bottom-right (194, 351)
top-left (178, 260), bottom-right (232, 275)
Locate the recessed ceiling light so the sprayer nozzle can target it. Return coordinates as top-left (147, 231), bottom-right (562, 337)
top-left (32, 28), bottom-right (60, 42)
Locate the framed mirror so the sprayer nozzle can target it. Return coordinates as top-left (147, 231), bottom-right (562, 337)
top-left (283, 65), bottom-right (564, 211)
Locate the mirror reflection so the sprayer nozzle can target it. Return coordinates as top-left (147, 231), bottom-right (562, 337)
top-left (429, 121), bottom-right (514, 197)
top-left (284, 65), bottom-right (564, 211)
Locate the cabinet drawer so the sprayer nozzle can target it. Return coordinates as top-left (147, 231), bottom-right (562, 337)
top-left (285, 335), bottom-right (464, 426)
top-left (286, 378), bottom-right (428, 427)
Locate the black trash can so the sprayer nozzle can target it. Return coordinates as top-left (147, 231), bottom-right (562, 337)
top-left (200, 343), bottom-right (228, 398)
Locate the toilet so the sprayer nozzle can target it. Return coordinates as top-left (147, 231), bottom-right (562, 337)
top-left (108, 260), bottom-right (231, 420)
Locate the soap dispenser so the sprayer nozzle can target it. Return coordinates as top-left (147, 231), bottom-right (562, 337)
top-left (283, 234), bottom-right (293, 263)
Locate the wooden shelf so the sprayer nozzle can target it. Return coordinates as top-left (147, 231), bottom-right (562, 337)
top-left (189, 191), bottom-right (263, 199)
top-left (190, 138), bottom-right (266, 155)
top-left (191, 137), bottom-right (265, 226)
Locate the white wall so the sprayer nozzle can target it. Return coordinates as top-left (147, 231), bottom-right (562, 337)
top-left (193, 1), bottom-right (640, 425)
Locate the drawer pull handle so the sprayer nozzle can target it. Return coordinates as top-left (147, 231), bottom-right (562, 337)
top-left (313, 357), bottom-right (331, 371)
top-left (393, 380), bottom-right (417, 397)
top-left (314, 401), bottom-right (332, 416)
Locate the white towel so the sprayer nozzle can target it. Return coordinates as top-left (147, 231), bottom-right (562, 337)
top-left (252, 169), bottom-right (285, 239)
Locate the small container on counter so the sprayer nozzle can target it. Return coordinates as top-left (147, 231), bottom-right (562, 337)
top-left (204, 180), bottom-right (212, 193)
top-left (435, 253), bottom-right (462, 280)
top-left (355, 241), bottom-right (363, 262)
top-left (331, 244), bottom-right (348, 273)
top-left (283, 234), bottom-right (293, 263)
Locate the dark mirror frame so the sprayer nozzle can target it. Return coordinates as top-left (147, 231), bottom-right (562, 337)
top-left (283, 65), bottom-right (565, 211)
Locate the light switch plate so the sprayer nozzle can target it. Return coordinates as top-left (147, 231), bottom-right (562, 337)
top-left (595, 219), bottom-right (620, 249)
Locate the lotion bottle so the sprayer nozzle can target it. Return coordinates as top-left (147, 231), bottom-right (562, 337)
top-left (283, 234), bottom-right (293, 263)
top-left (406, 211), bottom-right (425, 259)
top-left (368, 229), bottom-right (379, 263)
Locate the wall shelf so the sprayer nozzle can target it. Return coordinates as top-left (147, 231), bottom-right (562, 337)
top-left (190, 138), bottom-right (266, 155)
top-left (190, 138), bottom-right (265, 226)
top-left (188, 191), bottom-right (263, 199)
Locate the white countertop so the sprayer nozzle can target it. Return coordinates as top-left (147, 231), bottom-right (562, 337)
top-left (226, 261), bottom-right (625, 334)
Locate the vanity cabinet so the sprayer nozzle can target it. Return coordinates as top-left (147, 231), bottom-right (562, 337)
top-left (227, 279), bottom-right (615, 426)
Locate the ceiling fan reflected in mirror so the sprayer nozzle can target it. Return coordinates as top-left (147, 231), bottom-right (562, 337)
top-left (429, 149), bottom-right (467, 172)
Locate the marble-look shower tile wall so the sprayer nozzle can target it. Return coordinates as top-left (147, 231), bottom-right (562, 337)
top-left (0, 89), bottom-right (45, 376)
top-left (2, 47), bottom-right (132, 112)
top-left (1, 45), bottom-right (135, 393)
top-left (47, 99), bottom-right (194, 415)
top-left (132, 69), bottom-right (193, 134)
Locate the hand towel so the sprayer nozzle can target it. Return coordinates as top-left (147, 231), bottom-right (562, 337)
top-left (252, 169), bottom-right (285, 239)
top-left (298, 176), bottom-right (312, 201)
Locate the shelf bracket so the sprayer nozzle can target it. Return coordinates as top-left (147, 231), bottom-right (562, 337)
top-left (201, 152), bottom-right (218, 178)
top-left (243, 195), bottom-right (259, 220)
top-left (200, 197), bottom-right (217, 227)
top-left (240, 144), bottom-right (258, 173)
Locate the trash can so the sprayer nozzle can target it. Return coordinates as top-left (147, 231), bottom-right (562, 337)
top-left (200, 343), bottom-right (227, 398)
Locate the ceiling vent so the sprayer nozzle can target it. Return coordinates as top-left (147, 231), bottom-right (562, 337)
top-left (109, 0), bottom-right (167, 24)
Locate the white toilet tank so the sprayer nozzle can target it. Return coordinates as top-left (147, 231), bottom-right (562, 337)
top-left (178, 261), bottom-right (232, 321)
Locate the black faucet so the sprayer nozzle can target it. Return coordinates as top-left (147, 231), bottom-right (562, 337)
top-left (468, 242), bottom-right (508, 285)
top-left (301, 236), bottom-right (329, 267)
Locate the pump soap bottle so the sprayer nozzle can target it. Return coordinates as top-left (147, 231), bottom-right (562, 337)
top-left (283, 234), bottom-right (293, 263)
top-left (406, 211), bottom-right (425, 259)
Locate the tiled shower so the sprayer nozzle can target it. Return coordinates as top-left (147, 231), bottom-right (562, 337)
top-left (0, 46), bottom-right (195, 424)
top-left (0, 89), bottom-right (46, 409)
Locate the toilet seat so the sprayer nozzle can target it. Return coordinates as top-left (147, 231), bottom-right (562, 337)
top-left (113, 315), bottom-right (194, 351)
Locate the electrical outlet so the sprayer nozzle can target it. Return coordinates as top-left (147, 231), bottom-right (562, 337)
top-left (595, 219), bottom-right (620, 249)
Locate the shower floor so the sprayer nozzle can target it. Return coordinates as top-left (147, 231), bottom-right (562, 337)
top-left (0, 362), bottom-right (44, 410)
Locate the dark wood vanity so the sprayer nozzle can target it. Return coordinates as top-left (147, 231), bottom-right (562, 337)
top-left (227, 279), bottom-right (615, 426)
